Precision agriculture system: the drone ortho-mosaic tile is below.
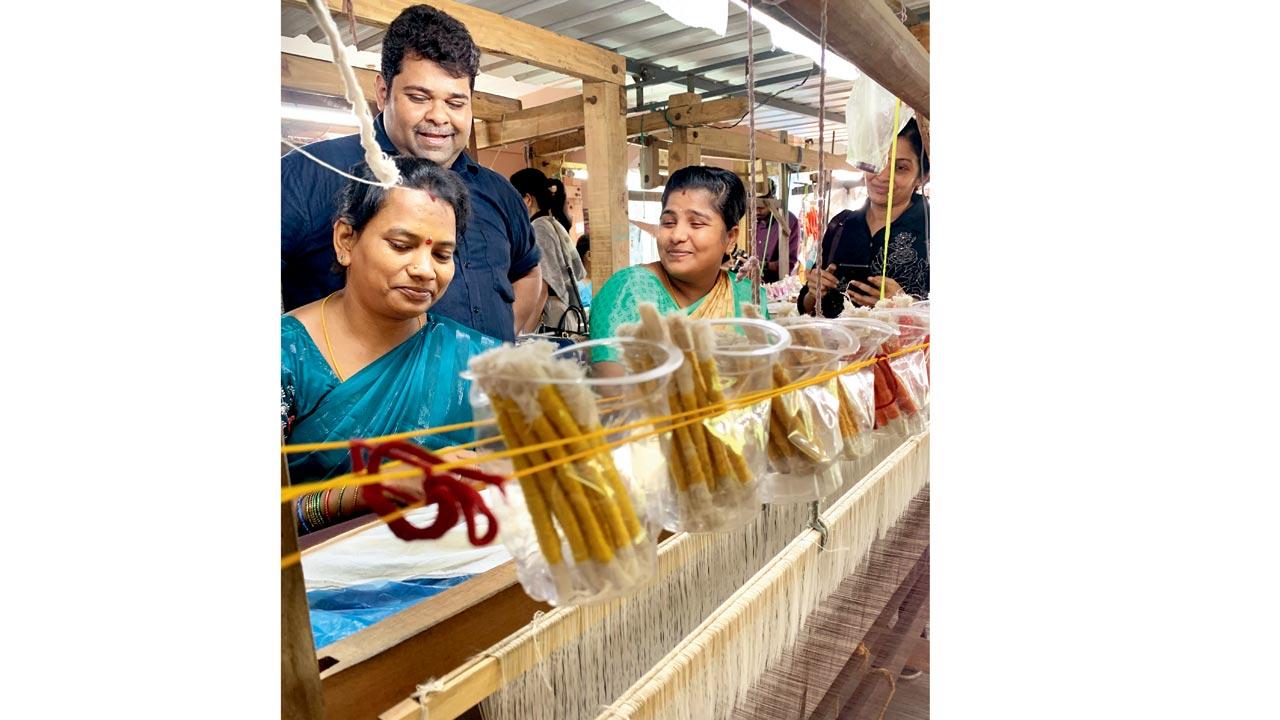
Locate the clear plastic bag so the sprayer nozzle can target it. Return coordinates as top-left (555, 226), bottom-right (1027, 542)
top-left (758, 317), bottom-right (860, 503)
top-left (871, 307), bottom-right (931, 436)
top-left (619, 307), bottom-right (789, 532)
top-left (845, 74), bottom-right (916, 175)
top-left (832, 317), bottom-right (898, 459)
top-left (465, 338), bottom-right (678, 606)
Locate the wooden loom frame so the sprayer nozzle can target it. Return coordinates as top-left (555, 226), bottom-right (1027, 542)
top-left (280, 3), bottom-right (930, 718)
top-left (285, 446), bottom-right (929, 720)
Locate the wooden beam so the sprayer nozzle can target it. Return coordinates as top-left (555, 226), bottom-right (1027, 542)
top-left (474, 95), bottom-right (584, 149)
top-left (281, 52), bottom-right (520, 122)
top-left (527, 96), bottom-right (747, 157)
top-left (682, 126), bottom-right (853, 171)
top-left (284, 0), bottom-right (625, 85)
top-left (766, 0), bottom-right (929, 118)
top-left (317, 562), bottom-right (546, 720)
top-left (531, 154), bottom-right (564, 177)
top-left (581, 81), bottom-right (630, 287)
top-left (281, 457), bottom-right (324, 720)
top-left (909, 22), bottom-right (930, 52)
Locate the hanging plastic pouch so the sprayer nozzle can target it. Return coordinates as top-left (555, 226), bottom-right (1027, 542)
top-left (845, 74), bottom-right (916, 174)
top-left (618, 305), bottom-right (789, 532)
top-left (872, 307), bottom-right (931, 436)
top-left (832, 317), bottom-right (898, 459)
top-left (757, 317), bottom-right (859, 503)
top-left (465, 338), bottom-right (679, 606)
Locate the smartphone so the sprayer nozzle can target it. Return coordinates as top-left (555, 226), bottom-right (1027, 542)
top-left (835, 263), bottom-right (872, 293)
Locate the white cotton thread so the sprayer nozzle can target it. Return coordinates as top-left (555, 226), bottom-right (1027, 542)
top-left (529, 610), bottom-right (556, 693)
top-left (413, 678), bottom-right (444, 720)
top-left (281, 138), bottom-right (396, 188)
top-left (304, 0), bottom-right (400, 187)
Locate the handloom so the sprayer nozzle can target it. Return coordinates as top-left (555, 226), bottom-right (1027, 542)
top-left (288, 337), bottom-right (930, 720)
top-left (373, 431), bottom-right (928, 720)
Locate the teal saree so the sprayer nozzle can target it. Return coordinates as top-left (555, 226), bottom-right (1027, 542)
top-left (588, 265), bottom-right (769, 363)
top-left (281, 314), bottom-right (501, 485)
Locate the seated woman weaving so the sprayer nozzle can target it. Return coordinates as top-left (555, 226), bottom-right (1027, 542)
top-left (589, 165), bottom-right (768, 373)
top-left (282, 157), bottom-right (500, 534)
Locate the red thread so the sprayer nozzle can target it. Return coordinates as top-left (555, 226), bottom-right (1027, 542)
top-left (350, 439), bottom-right (505, 544)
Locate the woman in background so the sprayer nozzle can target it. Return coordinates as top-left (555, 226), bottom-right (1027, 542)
top-left (590, 165), bottom-right (768, 373)
top-left (798, 117), bottom-right (930, 316)
top-left (510, 168), bottom-right (587, 333)
top-left (576, 233), bottom-right (592, 309)
top-left (546, 176), bottom-right (574, 233)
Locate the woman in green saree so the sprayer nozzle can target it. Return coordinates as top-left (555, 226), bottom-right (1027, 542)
top-left (590, 165), bottom-right (768, 373)
top-left (282, 157), bottom-right (500, 534)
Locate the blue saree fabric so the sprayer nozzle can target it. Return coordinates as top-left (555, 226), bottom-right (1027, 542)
top-left (281, 313), bottom-right (502, 485)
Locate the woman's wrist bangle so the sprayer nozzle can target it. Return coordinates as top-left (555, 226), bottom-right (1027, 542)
top-left (295, 497), bottom-right (313, 534)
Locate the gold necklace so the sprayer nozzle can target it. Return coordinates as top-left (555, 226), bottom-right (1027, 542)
top-left (320, 291), bottom-right (423, 382)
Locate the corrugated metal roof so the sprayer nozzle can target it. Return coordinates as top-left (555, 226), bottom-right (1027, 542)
top-left (281, 0), bottom-right (929, 148)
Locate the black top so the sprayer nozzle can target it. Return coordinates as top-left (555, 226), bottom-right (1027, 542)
top-left (797, 194), bottom-right (929, 317)
top-left (280, 115), bottom-right (541, 342)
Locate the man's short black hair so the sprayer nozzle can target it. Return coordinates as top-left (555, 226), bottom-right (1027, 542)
top-left (381, 5), bottom-right (481, 90)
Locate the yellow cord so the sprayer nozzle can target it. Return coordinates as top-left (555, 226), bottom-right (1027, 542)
top-left (878, 99), bottom-right (903, 302)
top-left (280, 342), bottom-right (930, 569)
top-left (279, 342), bottom-right (929, 505)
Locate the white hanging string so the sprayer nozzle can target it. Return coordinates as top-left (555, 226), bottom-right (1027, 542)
top-left (746, 0), bottom-right (761, 301)
top-left (281, 137), bottom-right (396, 188)
top-left (812, 0), bottom-right (829, 316)
top-left (304, 0), bottom-right (400, 187)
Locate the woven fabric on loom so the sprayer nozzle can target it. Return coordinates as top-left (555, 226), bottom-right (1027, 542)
top-left (476, 435), bottom-right (923, 720)
top-left (593, 433), bottom-right (929, 720)
top-left (733, 487), bottom-right (929, 719)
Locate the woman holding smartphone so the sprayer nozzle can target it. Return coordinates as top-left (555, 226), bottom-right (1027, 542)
top-left (798, 117), bottom-right (930, 317)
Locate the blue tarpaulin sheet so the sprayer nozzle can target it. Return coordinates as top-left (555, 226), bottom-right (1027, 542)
top-left (308, 575), bottom-right (473, 650)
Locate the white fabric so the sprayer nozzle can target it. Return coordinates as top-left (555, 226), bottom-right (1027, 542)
top-left (645, 0), bottom-right (729, 36)
top-left (302, 485), bottom-right (513, 590)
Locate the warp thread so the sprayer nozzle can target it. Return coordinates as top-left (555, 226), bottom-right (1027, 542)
top-left (303, 0), bottom-right (400, 187)
top-left (592, 433), bottom-right (928, 720)
top-left (413, 678), bottom-right (444, 720)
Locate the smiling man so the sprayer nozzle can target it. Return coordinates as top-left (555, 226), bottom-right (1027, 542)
top-left (282, 5), bottom-right (542, 342)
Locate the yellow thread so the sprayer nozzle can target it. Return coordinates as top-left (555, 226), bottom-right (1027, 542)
top-left (879, 98), bottom-right (903, 302)
top-left (281, 417), bottom-right (493, 455)
top-left (280, 390), bottom-right (631, 456)
top-left (279, 343), bottom-right (929, 504)
top-left (280, 342), bottom-right (930, 567)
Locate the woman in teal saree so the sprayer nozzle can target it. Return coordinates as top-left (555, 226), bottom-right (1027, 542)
top-left (590, 165), bottom-right (768, 370)
top-left (282, 157), bottom-right (499, 534)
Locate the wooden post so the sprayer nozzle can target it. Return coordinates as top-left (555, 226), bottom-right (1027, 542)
top-left (639, 137), bottom-right (662, 189)
top-left (582, 80), bottom-right (630, 289)
top-left (667, 92), bottom-right (703, 175)
top-left (282, 455), bottom-right (324, 720)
